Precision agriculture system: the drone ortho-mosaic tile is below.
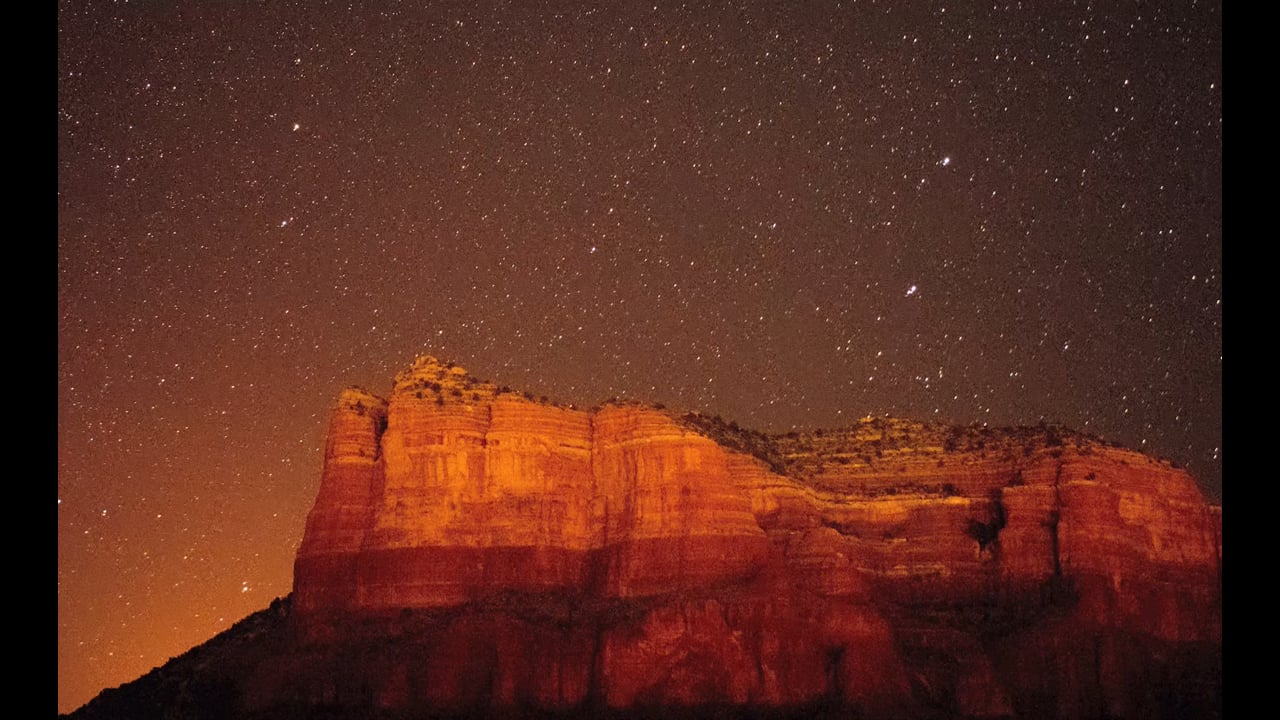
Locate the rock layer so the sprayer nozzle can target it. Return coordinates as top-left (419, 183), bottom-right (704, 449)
top-left (296, 359), bottom-right (774, 621)
top-left (284, 357), bottom-right (1220, 719)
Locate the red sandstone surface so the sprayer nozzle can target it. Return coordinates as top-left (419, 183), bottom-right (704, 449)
top-left (282, 356), bottom-right (1220, 718)
top-left (68, 356), bottom-right (1220, 719)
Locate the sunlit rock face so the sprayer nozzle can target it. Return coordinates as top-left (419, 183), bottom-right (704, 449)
top-left (296, 357), bottom-right (773, 619)
top-left (292, 388), bottom-right (386, 616)
top-left (284, 357), bottom-right (1220, 719)
top-left (760, 422), bottom-right (1221, 717)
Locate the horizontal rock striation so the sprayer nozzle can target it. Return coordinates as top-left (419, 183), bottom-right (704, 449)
top-left (281, 357), bottom-right (1220, 719)
top-left (296, 358), bottom-right (774, 620)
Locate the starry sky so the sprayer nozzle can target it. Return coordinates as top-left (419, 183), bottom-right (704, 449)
top-left (57, 0), bottom-right (1221, 712)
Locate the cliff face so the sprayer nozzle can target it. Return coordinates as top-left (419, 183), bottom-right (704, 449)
top-left (282, 357), bottom-right (1220, 719)
top-left (296, 358), bottom-right (773, 618)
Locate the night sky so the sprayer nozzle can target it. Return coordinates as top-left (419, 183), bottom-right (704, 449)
top-left (57, 0), bottom-right (1220, 712)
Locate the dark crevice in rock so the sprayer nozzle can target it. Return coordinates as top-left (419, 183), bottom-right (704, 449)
top-left (966, 492), bottom-right (1007, 553)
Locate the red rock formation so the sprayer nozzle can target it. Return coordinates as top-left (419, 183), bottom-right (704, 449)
top-left (285, 357), bottom-right (1220, 719)
top-left (293, 388), bottom-right (386, 617)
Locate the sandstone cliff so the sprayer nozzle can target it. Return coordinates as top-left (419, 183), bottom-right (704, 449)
top-left (68, 356), bottom-right (1220, 720)
top-left (282, 356), bottom-right (1220, 718)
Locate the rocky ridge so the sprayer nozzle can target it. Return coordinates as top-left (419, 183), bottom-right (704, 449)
top-left (69, 355), bottom-right (1221, 720)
